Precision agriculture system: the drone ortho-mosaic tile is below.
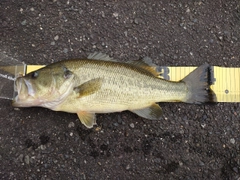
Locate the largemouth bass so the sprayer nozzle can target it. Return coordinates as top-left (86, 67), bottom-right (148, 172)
top-left (13, 52), bottom-right (216, 128)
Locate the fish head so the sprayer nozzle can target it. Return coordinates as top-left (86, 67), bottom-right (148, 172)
top-left (12, 64), bottom-right (75, 108)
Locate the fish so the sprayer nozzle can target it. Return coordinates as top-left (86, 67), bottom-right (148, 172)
top-left (12, 52), bottom-right (216, 128)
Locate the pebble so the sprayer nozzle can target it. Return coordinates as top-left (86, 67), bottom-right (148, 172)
top-left (21, 20), bottom-right (27, 25)
top-left (154, 158), bottom-right (161, 163)
top-left (82, 173), bottom-right (86, 180)
top-left (159, 53), bottom-right (164, 57)
top-left (30, 156), bottom-right (35, 164)
top-left (134, 18), bottom-right (139, 24)
top-left (179, 23), bottom-right (184, 27)
top-left (50, 41), bottom-right (55, 45)
top-left (24, 155), bottom-right (30, 164)
top-left (173, 55), bottom-right (178, 59)
top-left (179, 129), bottom-right (184, 134)
top-left (201, 123), bottom-right (206, 128)
top-left (117, 115), bottom-right (122, 124)
top-left (193, 18), bottom-right (198, 23)
top-left (113, 122), bottom-right (119, 127)
top-left (40, 145), bottom-right (46, 150)
top-left (53, 160), bottom-right (58, 164)
top-left (233, 167), bottom-right (238, 173)
top-left (113, 12), bottom-right (119, 18)
top-left (202, 114), bottom-right (207, 120)
top-left (63, 48), bottom-right (68, 53)
top-left (18, 154), bottom-right (24, 162)
top-left (129, 123), bottom-right (135, 128)
top-left (44, 163), bottom-right (49, 169)
top-left (209, 39), bottom-right (214, 43)
top-left (54, 35), bottom-right (59, 41)
top-left (101, 11), bottom-right (105, 18)
top-left (230, 138), bottom-right (235, 144)
top-left (68, 122), bottom-right (75, 128)
top-left (199, 161), bottom-right (205, 166)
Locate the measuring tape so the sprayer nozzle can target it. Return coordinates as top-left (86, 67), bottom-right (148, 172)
top-left (26, 65), bottom-right (240, 103)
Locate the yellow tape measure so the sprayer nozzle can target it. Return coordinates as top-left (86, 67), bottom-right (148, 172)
top-left (26, 65), bottom-right (240, 103)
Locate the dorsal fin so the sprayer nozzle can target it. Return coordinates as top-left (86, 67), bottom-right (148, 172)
top-left (128, 57), bottom-right (161, 77)
top-left (87, 52), bottom-right (117, 62)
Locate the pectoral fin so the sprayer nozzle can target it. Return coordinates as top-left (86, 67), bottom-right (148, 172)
top-left (77, 111), bottom-right (97, 128)
top-left (130, 103), bottom-right (163, 120)
top-left (74, 78), bottom-right (103, 98)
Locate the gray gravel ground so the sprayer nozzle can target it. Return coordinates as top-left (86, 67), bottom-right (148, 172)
top-left (1, 0), bottom-right (240, 179)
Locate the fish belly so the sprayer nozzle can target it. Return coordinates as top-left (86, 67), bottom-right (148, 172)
top-left (63, 78), bottom-right (186, 113)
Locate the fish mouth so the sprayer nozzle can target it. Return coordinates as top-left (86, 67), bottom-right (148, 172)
top-left (12, 78), bottom-right (38, 107)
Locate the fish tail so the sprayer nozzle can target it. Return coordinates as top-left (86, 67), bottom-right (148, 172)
top-left (182, 63), bottom-right (217, 103)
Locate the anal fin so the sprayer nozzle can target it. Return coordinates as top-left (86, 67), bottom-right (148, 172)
top-left (130, 103), bottom-right (163, 120)
top-left (77, 111), bottom-right (97, 128)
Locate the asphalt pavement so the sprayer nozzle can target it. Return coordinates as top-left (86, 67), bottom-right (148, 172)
top-left (0, 1), bottom-right (240, 179)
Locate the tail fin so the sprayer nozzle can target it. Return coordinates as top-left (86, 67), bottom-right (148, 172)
top-left (182, 63), bottom-right (217, 104)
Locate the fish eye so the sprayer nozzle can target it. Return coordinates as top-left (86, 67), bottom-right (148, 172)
top-left (64, 69), bottom-right (72, 79)
top-left (63, 66), bottom-right (72, 79)
top-left (31, 71), bottom-right (39, 79)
